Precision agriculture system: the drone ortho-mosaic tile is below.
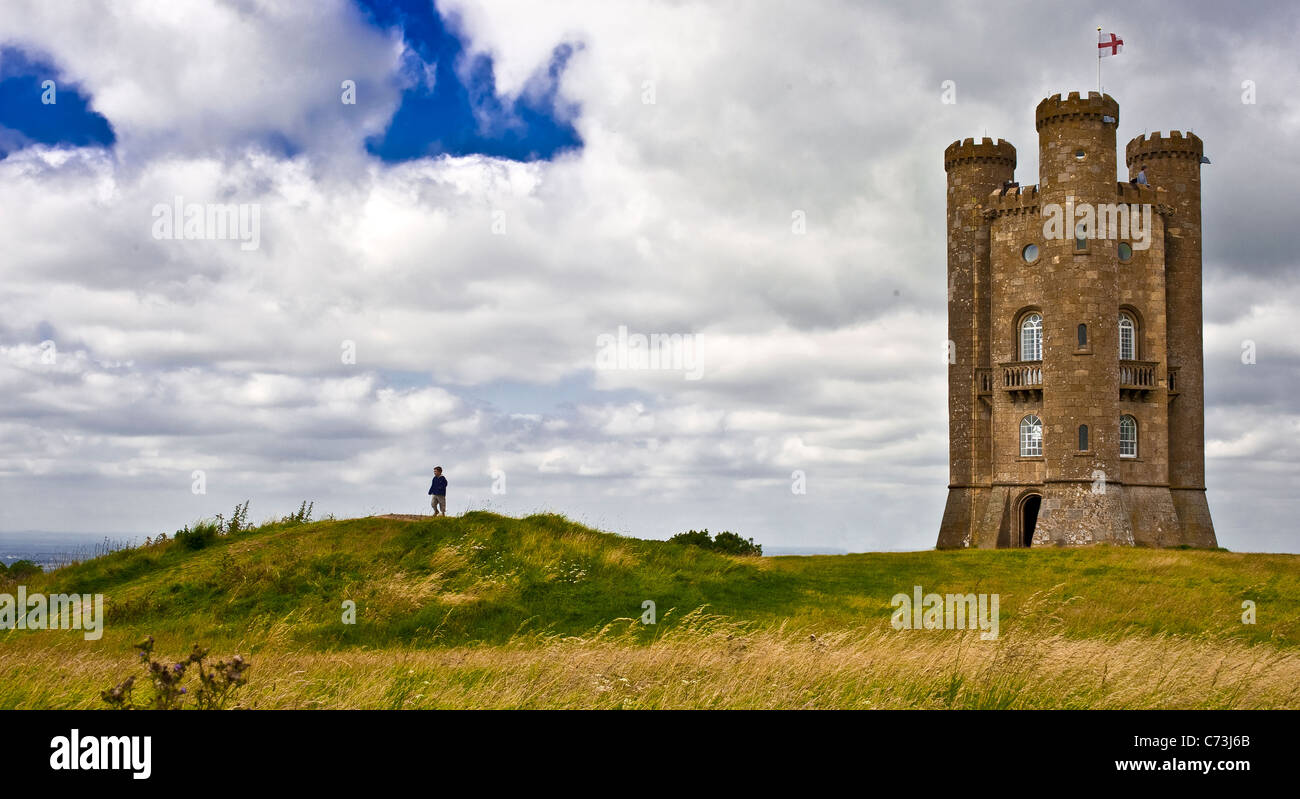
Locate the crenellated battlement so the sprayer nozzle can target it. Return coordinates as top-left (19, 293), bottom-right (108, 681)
top-left (980, 183), bottom-right (1171, 219)
top-left (1114, 182), bottom-right (1175, 216)
top-left (1125, 131), bottom-right (1203, 167)
top-left (1035, 91), bottom-right (1119, 130)
top-left (1113, 181), bottom-right (1164, 204)
top-left (944, 137), bottom-right (1016, 172)
top-left (983, 184), bottom-right (1040, 219)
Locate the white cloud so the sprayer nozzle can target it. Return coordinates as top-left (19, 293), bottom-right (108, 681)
top-left (0, 0), bottom-right (1296, 551)
top-left (0, 0), bottom-right (402, 160)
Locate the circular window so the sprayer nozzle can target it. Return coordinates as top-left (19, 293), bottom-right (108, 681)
top-left (1118, 242), bottom-right (1133, 262)
top-left (1075, 149), bottom-right (1086, 160)
top-left (1022, 244), bottom-right (1039, 263)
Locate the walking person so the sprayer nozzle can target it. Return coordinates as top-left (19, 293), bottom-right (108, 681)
top-left (428, 466), bottom-right (448, 517)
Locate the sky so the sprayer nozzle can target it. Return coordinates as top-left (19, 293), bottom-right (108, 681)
top-left (0, 0), bottom-right (1296, 553)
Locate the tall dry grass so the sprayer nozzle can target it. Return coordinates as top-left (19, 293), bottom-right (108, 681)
top-left (4, 606), bottom-right (1298, 709)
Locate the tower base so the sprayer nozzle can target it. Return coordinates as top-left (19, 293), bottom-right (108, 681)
top-left (1170, 489), bottom-right (1218, 548)
top-left (1034, 483), bottom-right (1134, 546)
top-left (1122, 485), bottom-right (1182, 546)
top-left (938, 486), bottom-right (1004, 549)
top-left (937, 483), bottom-right (1218, 548)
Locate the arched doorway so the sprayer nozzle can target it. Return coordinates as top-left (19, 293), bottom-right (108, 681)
top-left (1020, 494), bottom-right (1042, 548)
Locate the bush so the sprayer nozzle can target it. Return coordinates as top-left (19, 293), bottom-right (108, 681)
top-left (174, 521), bottom-right (220, 551)
top-left (668, 529), bottom-right (712, 549)
top-left (668, 528), bottom-right (762, 556)
top-left (216, 500), bottom-right (250, 535)
top-left (165, 501), bottom-right (311, 552)
top-left (282, 501), bottom-right (313, 526)
top-left (711, 531), bottom-right (763, 556)
top-left (2, 559), bottom-right (42, 579)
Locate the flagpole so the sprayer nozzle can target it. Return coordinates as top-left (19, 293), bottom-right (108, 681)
top-left (1097, 26), bottom-right (1102, 93)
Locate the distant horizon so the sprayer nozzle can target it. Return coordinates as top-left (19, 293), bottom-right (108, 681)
top-left (2, 520), bottom-right (1294, 555)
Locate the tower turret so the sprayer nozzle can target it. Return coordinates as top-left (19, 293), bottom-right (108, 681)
top-left (1030, 93), bottom-right (1135, 544)
top-left (1035, 92), bottom-right (1120, 198)
top-left (1126, 131), bottom-right (1216, 546)
top-left (938, 137), bottom-right (1015, 548)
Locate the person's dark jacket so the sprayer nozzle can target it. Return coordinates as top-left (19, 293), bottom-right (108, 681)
top-left (428, 475), bottom-right (448, 496)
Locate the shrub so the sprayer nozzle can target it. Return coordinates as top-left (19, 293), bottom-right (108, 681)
top-left (669, 528), bottom-right (762, 556)
top-left (174, 521), bottom-right (220, 551)
top-left (216, 500), bottom-right (250, 535)
top-left (711, 531), bottom-right (763, 556)
top-left (668, 529), bottom-right (712, 549)
top-left (282, 501), bottom-right (314, 526)
top-left (2, 559), bottom-right (42, 579)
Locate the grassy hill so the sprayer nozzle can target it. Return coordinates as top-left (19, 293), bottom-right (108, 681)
top-left (2, 512), bottom-right (1298, 709)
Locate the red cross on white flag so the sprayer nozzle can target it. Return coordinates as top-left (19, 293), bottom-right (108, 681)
top-left (1098, 31), bottom-right (1124, 57)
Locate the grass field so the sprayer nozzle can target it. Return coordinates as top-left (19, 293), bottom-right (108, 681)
top-left (2, 511), bottom-right (1297, 709)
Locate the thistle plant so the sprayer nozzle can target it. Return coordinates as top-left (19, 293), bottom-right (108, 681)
top-left (101, 636), bottom-right (250, 710)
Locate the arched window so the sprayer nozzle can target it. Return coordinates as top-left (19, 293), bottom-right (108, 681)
top-left (1119, 415), bottom-right (1138, 458)
top-left (1020, 415), bottom-right (1043, 457)
top-left (1119, 313), bottom-right (1136, 360)
top-left (1020, 313), bottom-right (1043, 361)
top-left (1077, 323), bottom-right (1088, 348)
top-left (1078, 424), bottom-right (1089, 451)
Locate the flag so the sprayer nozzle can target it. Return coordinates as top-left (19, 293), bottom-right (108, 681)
top-left (1098, 31), bottom-right (1124, 57)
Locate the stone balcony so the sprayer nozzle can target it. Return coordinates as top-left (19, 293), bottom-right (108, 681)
top-left (1120, 359), bottom-right (1159, 400)
top-left (999, 360), bottom-right (1043, 402)
top-left (990, 359), bottom-right (1162, 402)
top-left (976, 367), bottom-right (994, 408)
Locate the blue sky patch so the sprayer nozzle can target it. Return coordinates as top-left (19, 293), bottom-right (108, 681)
top-left (355, 0), bottom-right (582, 163)
top-left (0, 47), bottom-right (115, 159)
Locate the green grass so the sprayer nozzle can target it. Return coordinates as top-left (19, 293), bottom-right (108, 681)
top-left (2, 511), bottom-right (1297, 709)
top-left (11, 511), bottom-right (1298, 650)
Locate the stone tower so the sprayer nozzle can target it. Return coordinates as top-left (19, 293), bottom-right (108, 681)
top-left (937, 91), bottom-right (1217, 549)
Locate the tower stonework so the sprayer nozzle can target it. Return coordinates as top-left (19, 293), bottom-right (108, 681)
top-left (937, 92), bottom-right (1217, 549)
top-left (1125, 131), bottom-right (1217, 548)
top-left (937, 137), bottom-right (1016, 549)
